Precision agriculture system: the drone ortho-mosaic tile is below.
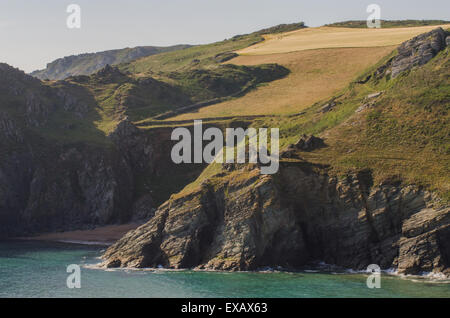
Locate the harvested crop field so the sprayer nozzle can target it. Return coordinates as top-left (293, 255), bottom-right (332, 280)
top-left (237, 25), bottom-right (450, 55)
top-left (168, 46), bottom-right (395, 119)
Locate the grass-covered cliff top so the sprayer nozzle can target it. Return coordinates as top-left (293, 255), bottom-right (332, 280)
top-left (251, 45), bottom-right (450, 201)
top-left (326, 20), bottom-right (450, 28)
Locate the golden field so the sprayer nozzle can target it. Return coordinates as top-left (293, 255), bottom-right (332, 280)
top-left (168, 46), bottom-right (395, 120)
top-left (167, 25), bottom-right (449, 121)
top-left (237, 25), bottom-right (450, 55)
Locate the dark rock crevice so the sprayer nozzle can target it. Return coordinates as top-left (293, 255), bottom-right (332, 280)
top-left (179, 185), bottom-right (224, 268)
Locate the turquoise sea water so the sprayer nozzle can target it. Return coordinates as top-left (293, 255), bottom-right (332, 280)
top-left (0, 241), bottom-right (449, 298)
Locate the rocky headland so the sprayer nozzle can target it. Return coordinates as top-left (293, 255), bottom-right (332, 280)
top-left (101, 28), bottom-right (450, 276)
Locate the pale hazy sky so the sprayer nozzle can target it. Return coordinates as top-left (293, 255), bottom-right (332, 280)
top-left (0, 0), bottom-right (449, 72)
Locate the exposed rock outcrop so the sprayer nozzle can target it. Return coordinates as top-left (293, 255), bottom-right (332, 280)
top-left (102, 164), bottom-right (449, 276)
top-left (282, 135), bottom-right (325, 158)
top-left (355, 92), bottom-right (384, 113)
top-left (359, 28), bottom-right (450, 82)
top-left (93, 64), bottom-right (127, 84)
top-left (391, 28), bottom-right (449, 78)
top-left (366, 92), bottom-right (383, 100)
top-left (319, 101), bottom-right (337, 113)
top-left (214, 52), bottom-right (238, 63)
top-left (294, 135), bottom-right (325, 151)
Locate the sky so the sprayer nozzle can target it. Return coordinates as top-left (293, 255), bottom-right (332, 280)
top-left (0, 0), bottom-right (449, 73)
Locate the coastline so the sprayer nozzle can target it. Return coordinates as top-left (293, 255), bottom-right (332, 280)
top-left (27, 224), bottom-right (447, 284)
top-left (86, 261), bottom-right (450, 283)
top-left (13, 223), bottom-right (140, 246)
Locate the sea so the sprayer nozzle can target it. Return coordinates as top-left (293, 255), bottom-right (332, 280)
top-left (0, 240), bottom-right (449, 298)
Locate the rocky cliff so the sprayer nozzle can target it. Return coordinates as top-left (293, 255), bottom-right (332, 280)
top-left (0, 115), bottom-right (203, 238)
top-left (102, 163), bottom-right (449, 276)
top-left (0, 64), bottom-right (204, 237)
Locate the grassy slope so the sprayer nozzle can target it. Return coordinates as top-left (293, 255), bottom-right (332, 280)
top-left (37, 81), bottom-right (110, 145)
top-left (318, 48), bottom-right (450, 200)
top-left (81, 64), bottom-right (288, 134)
top-left (120, 34), bottom-right (264, 75)
top-left (169, 46), bottom-right (395, 119)
top-left (59, 34), bottom-right (292, 134)
top-left (2, 26), bottom-right (300, 142)
top-left (251, 46), bottom-right (449, 201)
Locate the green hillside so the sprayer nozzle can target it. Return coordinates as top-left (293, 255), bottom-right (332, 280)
top-left (253, 37), bottom-right (450, 200)
top-left (120, 22), bottom-right (307, 75)
top-left (326, 20), bottom-right (450, 28)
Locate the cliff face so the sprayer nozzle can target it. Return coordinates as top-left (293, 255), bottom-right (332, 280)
top-left (0, 64), bottom-right (127, 236)
top-left (0, 120), bottom-right (144, 237)
top-left (0, 116), bottom-right (204, 238)
top-left (30, 45), bottom-right (191, 80)
top-left (102, 163), bottom-right (449, 276)
top-left (0, 61), bottom-right (214, 238)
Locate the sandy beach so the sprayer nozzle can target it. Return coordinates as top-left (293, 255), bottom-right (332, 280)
top-left (15, 224), bottom-right (140, 246)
